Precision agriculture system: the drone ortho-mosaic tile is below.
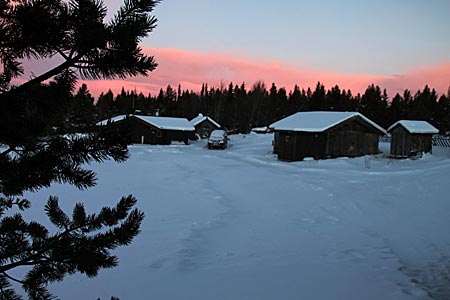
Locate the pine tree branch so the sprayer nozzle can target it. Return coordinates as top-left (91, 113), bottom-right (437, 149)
top-left (0, 230), bottom-right (72, 273)
top-left (55, 48), bottom-right (70, 61)
top-left (5, 54), bottom-right (83, 96)
top-left (0, 197), bottom-right (139, 273)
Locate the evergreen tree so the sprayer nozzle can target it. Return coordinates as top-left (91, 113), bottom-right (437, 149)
top-left (248, 81), bottom-right (268, 129)
top-left (310, 82), bottom-right (326, 111)
top-left (276, 87), bottom-right (288, 119)
top-left (358, 84), bottom-right (388, 127)
top-left (235, 82), bottom-right (250, 133)
top-left (115, 88), bottom-right (132, 115)
top-left (409, 85), bottom-right (438, 124)
top-left (219, 82), bottom-right (236, 129)
top-left (387, 93), bottom-right (407, 126)
top-left (164, 84), bottom-right (178, 115)
top-left (325, 85), bottom-right (342, 111)
top-left (436, 92), bottom-right (450, 133)
top-left (266, 82), bottom-right (278, 123)
top-left (226, 83), bottom-right (243, 132)
top-left (287, 85), bottom-right (301, 113)
top-left (0, 0), bottom-right (161, 298)
top-left (96, 89), bottom-right (117, 120)
top-left (212, 86), bottom-right (225, 124)
top-left (65, 83), bottom-right (97, 132)
top-left (341, 89), bottom-right (357, 111)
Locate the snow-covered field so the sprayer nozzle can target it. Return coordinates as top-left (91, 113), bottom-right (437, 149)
top-left (25, 133), bottom-right (450, 300)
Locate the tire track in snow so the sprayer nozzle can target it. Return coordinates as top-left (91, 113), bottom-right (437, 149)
top-left (282, 161), bottom-right (438, 299)
top-left (154, 158), bottom-right (237, 272)
top-left (175, 180), bottom-right (235, 272)
top-left (143, 140), bottom-right (450, 299)
top-left (388, 237), bottom-right (450, 300)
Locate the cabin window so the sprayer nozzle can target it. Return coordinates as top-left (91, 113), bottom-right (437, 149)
top-left (285, 135), bottom-right (290, 143)
top-left (156, 130), bottom-right (162, 138)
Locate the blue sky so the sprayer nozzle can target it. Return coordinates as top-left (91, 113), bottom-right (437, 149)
top-left (143, 0), bottom-right (450, 75)
top-left (92, 0), bottom-right (450, 97)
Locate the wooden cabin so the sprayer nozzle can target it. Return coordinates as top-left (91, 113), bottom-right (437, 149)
top-left (190, 114), bottom-right (221, 138)
top-left (98, 115), bottom-right (195, 145)
top-left (387, 120), bottom-right (439, 158)
top-left (270, 111), bottom-right (386, 161)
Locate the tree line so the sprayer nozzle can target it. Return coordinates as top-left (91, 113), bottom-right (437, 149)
top-left (83, 81), bottom-right (450, 133)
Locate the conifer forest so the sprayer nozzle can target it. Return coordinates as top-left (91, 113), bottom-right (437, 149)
top-left (94, 82), bottom-right (450, 133)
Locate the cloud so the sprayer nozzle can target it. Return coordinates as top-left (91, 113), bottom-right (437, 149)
top-left (82, 48), bottom-right (381, 96)
top-left (379, 63), bottom-right (450, 96)
top-left (17, 48), bottom-right (450, 98)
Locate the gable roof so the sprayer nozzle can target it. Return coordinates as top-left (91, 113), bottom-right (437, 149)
top-left (387, 120), bottom-right (439, 134)
top-left (96, 115), bottom-right (128, 126)
top-left (190, 113), bottom-right (221, 128)
top-left (97, 115), bottom-right (195, 131)
top-left (133, 115), bottom-right (195, 131)
top-left (269, 111), bottom-right (386, 135)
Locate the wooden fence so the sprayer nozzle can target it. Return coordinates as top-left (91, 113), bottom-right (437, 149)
top-left (380, 135), bottom-right (450, 148)
top-left (432, 135), bottom-right (450, 148)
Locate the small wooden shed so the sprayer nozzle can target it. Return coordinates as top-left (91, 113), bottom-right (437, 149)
top-left (269, 111), bottom-right (386, 161)
top-left (190, 113), bottom-right (221, 138)
top-left (98, 115), bottom-right (195, 145)
top-left (387, 120), bottom-right (439, 157)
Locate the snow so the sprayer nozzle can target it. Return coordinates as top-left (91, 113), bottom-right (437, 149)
top-left (96, 115), bottom-right (128, 126)
top-left (270, 111), bottom-right (387, 134)
top-left (133, 115), bottom-right (195, 131)
top-left (252, 126), bottom-right (270, 133)
top-left (22, 133), bottom-right (450, 300)
top-left (209, 129), bottom-right (227, 139)
top-left (190, 113), bottom-right (221, 128)
top-left (387, 120), bottom-right (439, 134)
top-left (97, 115), bottom-right (195, 131)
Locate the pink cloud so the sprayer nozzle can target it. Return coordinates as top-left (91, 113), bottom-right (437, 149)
top-left (16, 48), bottom-right (450, 98)
top-left (83, 48), bottom-right (449, 98)
top-left (379, 63), bottom-right (450, 96)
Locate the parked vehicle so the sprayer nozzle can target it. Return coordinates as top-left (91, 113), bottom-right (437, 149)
top-left (208, 130), bottom-right (228, 149)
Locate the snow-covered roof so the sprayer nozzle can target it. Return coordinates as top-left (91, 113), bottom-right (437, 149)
top-left (96, 115), bottom-right (128, 126)
top-left (190, 113), bottom-right (221, 128)
top-left (133, 115), bottom-right (195, 131)
top-left (252, 126), bottom-right (269, 132)
top-left (97, 115), bottom-right (195, 131)
top-left (387, 120), bottom-right (439, 134)
top-left (269, 111), bottom-right (386, 135)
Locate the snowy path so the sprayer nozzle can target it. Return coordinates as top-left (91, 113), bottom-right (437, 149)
top-left (24, 134), bottom-right (450, 299)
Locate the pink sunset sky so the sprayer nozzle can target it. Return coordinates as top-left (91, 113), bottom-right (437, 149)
top-left (82, 47), bottom-right (450, 98)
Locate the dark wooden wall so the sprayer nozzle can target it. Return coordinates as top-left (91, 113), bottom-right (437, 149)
top-left (274, 117), bottom-right (381, 161)
top-left (164, 130), bottom-right (192, 145)
top-left (118, 118), bottom-right (192, 145)
top-left (326, 119), bottom-right (380, 158)
top-left (275, 131), bottom-right (327, 161)
top-left (195, 119), bottom-right (220, 138)
top-left (390, 126), bottom-right (433, 157)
